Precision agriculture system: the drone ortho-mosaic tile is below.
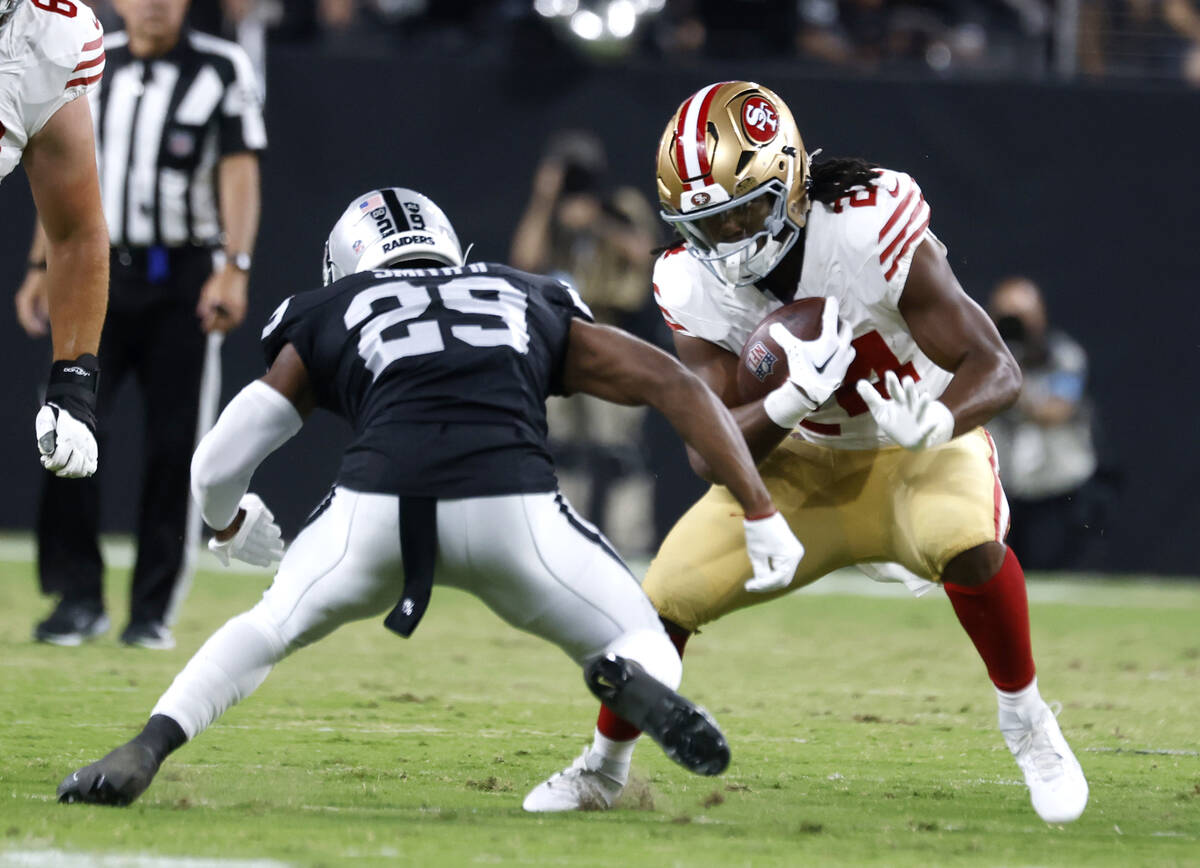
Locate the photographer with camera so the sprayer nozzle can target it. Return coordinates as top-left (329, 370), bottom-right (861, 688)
top-left (987, 277), bottom-right (1110, 571)
top-left (510, 131), bottom-right (661, 554)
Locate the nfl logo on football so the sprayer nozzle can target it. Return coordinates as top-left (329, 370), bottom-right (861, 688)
top-left (746, 341), bottom-right (776, 382)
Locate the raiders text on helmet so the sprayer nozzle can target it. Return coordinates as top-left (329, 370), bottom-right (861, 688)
top-left (656, 81), bottom-right (810, 287)
top-left (323, 188), bottom-right (464, 285)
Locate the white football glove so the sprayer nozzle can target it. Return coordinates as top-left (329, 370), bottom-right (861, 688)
top-left (742, 511), bottom-right (805, 593)
top-left (35, 404), bottom-right (98, 478)
top-left (208, 493), bottom-right (285, 568)
top-left (855, 370), bottom-right (955, 451)
top-left (762, 297), bottom-right (856, 429)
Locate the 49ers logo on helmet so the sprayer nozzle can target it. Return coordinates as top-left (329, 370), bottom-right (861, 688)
top-left (742, 96), bottom-right (779, 145)
top-left (690, 191), bottom-right (712, 207)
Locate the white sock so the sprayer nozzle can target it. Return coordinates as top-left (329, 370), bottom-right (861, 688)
top-left (591, 728), bottom-right (637, 767)
top-left (996, 676), bottom-right (1042, 717)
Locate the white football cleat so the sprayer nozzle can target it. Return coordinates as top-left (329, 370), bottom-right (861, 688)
top-left (522, 748), bottom-right (628, 813)
top-left (1000, 700), bottom-right (1089, 823)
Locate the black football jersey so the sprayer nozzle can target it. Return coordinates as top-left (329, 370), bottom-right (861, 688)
top-left (261, 263), bottom-right (594, 498)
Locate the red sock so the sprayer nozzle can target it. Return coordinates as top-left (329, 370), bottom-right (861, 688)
top-left (943, 546), bottom-right (1036, 692)
top-left (596, 624), bottom-right (691, 741)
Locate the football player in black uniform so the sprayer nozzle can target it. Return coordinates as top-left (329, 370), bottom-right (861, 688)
top-left (56, 187), bottom-right (805, 807)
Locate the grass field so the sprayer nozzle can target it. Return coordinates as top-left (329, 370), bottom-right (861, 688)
top-left (1, 551), bottom-right (1198, 867)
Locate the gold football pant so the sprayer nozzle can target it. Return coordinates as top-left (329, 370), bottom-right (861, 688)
top-left (644, 429), bottom-right (1008, 632)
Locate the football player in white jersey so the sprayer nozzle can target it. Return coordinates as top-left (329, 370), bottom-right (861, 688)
top-left (524, 81), bottom-right (1089, 824)
top-left (2, 0), bottom-right (108, 478)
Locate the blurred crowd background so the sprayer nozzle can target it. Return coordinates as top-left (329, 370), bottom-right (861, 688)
top-left (80, 0), bottom-right (1200, 86)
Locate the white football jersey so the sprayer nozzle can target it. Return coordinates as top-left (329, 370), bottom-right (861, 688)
top-left (0, 0), bottom-right (104, 183)
top-left (654, 168), bottom-right (954, 449)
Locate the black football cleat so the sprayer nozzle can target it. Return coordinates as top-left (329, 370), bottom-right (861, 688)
top-left (57, 742), bottom-right (160, 806)
top-left (584, 653), bottom-right (730, 776)
top-left (34, 602), bottom-right (110, 646)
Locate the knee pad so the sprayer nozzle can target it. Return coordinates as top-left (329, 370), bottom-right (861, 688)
top-left (605, 628), bottom-right (682, 690)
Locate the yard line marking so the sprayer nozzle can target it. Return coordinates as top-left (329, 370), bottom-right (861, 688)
top-left (1083, 747), bottom-right (1200, 756)
top-left (0, 852), bottom-right (291, 868)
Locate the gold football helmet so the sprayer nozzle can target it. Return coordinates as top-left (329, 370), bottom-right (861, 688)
top-left (656, 81), bottom-right (810, 286)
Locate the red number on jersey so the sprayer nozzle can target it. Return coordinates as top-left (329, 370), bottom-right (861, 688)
top-left (831, 187), bottom-right (878, 214)
top-left (31, 0), bottom-right (78, 17)
top-left (833, 330), bottom-right (919, 417)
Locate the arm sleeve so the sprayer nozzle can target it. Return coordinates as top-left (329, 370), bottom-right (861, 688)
top-left (218, 44), bottom-right (266, 154)
top-left (190, 381), bottom-right (303, 529)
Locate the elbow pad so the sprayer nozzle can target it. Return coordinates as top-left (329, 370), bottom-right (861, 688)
top-left (191, 381), bottom-right (303, 529)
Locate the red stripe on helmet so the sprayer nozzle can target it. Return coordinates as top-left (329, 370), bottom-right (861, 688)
top-left (691, 84), bottom-right (722, 179)
top-left (674, 94), bottom-right (696, 192)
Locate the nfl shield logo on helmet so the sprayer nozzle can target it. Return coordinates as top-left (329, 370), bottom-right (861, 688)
top-left (352, 239), bottom-right (365, 254)
top-left (745, 341), bottom-right (777, 382)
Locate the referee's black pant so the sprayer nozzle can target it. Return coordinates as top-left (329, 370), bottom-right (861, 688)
top-left (37, 246), bottom-right (215, 626)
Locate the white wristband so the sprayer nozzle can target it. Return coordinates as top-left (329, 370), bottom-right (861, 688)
top-left (762, 383), bottom-right (817, 430)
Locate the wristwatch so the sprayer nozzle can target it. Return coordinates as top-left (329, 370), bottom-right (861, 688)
top-left (228, 252), bottom-right (252, 273)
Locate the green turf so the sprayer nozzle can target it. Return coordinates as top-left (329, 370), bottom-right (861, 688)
top-left (1, 557), bottom-right (1198, 867)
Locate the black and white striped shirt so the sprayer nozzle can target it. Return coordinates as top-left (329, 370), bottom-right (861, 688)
top-left (90, 28), bottom-right (267, 248)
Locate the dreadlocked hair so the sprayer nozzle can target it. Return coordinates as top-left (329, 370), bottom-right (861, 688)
top-left (806, 157), bottom-right (882, 206)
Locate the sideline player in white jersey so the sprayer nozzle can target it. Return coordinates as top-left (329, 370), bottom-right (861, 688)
top-left (55, 186), bottom-right (805, 807)
top-left (2, 0), bottom-right (108, 477)
top-left (524, 81), bottom-right (1089, 824)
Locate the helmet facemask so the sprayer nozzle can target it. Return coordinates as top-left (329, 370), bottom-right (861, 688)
top-left (663, 179), bottom-right (800, 287)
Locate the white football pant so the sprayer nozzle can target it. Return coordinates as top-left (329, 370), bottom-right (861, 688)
top-left (153, 487), bottom-right (679, 739)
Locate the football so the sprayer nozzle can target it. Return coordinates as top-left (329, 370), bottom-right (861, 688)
top-left (735, 297), bottom-right (830, 404)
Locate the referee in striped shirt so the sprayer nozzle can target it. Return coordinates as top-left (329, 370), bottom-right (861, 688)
top-left (17, 0), bottom-right (266, 650)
